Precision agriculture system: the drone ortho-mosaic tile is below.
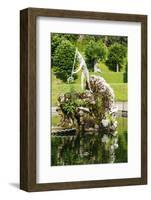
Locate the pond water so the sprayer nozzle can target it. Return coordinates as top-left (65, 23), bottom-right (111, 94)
top-left (51, 117), bottom-right (127, 166)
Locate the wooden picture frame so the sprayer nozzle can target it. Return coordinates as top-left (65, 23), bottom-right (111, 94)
top-left (20, 7), bottom-right (147, 192)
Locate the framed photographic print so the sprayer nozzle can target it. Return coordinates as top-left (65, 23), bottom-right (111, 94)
top-left (20, 8), bottom-right (147, 191)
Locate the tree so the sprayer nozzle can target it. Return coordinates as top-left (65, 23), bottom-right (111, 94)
top-left (51, 33), bottom-right (79, 67)
top-left (53, 40), bottom-right (76, 82)
top-left (51, 34), bottom-right (64, 56)
top-left (61, 34), bottom-right (79, 44)
top-left (102, 36), bottom-right (127, 47)
top-left (106, 43), bottom-right (127, 72)
top-left (84, 40), bottom-right (108, 70)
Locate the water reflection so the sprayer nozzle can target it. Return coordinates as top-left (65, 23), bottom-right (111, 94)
top-left (51, 129), bottom-right (127, 166)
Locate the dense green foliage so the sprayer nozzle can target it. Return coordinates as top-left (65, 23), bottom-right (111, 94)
top-left (61, 34), bottom-right (79, 43)
top-left (106, 43), bottom-right (127, 72)
top-left (51, 33), bottom-right (78, 54)
top-left (51, 33), bottom-right (128, 79)
top-left (51, 34), bottom-right (63, 60)
top-left (51, 33), bottom-right (78, 67)
top-left (102, 36), bottom-right (127, 47)
top-left (85, 40), bottom-right (108, 69)
top-left (53, 40), bottom-right (76, 81)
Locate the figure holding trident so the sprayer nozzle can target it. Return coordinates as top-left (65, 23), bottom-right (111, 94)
top-left (67, 48), bottom-right (92, 92)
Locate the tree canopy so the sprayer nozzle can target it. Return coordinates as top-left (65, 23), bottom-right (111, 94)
top-left (53, 40), bottom-right (76, 82)
top-left (106, 43), bottom-right (127, 72)
top-left (51, 33), bottom-right (127, 82)
top-left (85, 40), bottom-right (108, 70)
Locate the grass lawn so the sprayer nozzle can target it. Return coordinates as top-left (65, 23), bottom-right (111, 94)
top-left (51, 72), bottom-right (83, 106)
top-left (51, 115), bottom-right (59, 127)
top-left (116, 117), bottom-right (128, 162)
top-left (111, 83), bottom-right (127, 102)
top-left (51, 62), bottom-right (127, 106)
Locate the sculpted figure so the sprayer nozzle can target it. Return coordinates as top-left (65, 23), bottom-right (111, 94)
top-left (69, 48), bottom-right (92, 92)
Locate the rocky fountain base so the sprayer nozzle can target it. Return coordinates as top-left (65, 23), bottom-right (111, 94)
top-left (53, 75), bottom-right (119, 163)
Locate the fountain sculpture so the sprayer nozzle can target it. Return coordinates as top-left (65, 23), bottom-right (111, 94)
top-left (53, 48), bottom-right (119, 164)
